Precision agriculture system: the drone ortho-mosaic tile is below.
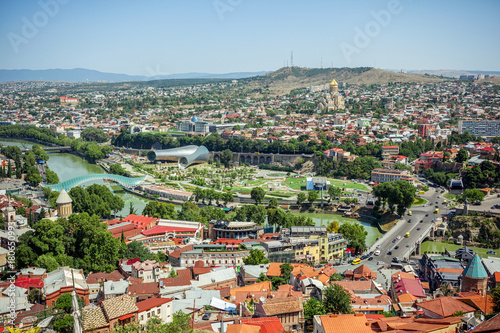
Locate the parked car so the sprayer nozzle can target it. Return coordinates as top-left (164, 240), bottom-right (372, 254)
top-left (387, 250), bottom-right (393, 255)
top-left (202, 312), bottom-right (212, 320)
top-left (368, 257), bottom-right (374, 261)
top-left (417, 227), bottom-right (421, 231)
top-left (395, 246), bottom-right (399, 250)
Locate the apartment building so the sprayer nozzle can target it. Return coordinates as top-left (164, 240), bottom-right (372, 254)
top-left (370, 168), bottom-right (414, 184)
top-left (458, 120), bottom-right (500, 137)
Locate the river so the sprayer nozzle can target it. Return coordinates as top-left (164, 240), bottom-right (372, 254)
top-left (0, 139), bottom-right (152, 217)
top-left (1, 139), bottom-right (380, 245)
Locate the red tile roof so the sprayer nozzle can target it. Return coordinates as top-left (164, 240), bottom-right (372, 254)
top-left (142, 225), bottom-right (198, 236)
top-left (319, 314), bottom-right (373, 333)
top-left (471, 313), bottom-right (500, 333)
top-left (15, 277), bottom-right (43, 289)
top-left (136, 296), bottom-right (173, 313)
top-left (240, 316), bottom-right (285, 333)
top-left (86, 270), bottom-right (125, 284)
top-left (122, 214), bottom-right (158, 230)
top-left (417, 296), bottom-right (476, 318)
top-left (127, 282), bottom-right (159, 296)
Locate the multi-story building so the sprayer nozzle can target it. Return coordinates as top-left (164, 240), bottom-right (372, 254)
top-left (131, 260), bottom-right (161, 283)
top-left (418, 124), bottom-right (434, 138)
top-left (136, 297), bottom-right (174, 325)
top-left (381, 146), bottom-right (399, 159)
top-left (168, 244), bottom-right (249, 267)
top-left (208, 220), bottom-right (263, 240)
top-left (458, 120), bottom-right (500, 137)
top-left (284, 226), bottom-right (347, 262)
top-left (370, 168), bottom-right (414, 184)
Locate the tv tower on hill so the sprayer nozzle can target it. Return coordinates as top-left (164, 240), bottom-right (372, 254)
top-left (290, 51), bottom-right (294, 67)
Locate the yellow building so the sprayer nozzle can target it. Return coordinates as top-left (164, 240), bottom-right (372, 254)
top-left (288, 227), bottom-right (347, 263)
top-left (293, 240), bottom-right (321, 264)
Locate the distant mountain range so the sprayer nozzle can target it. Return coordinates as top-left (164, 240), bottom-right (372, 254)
top-left (387, 69), bottom-right (500, 78)
top-left (0, 68), bottom-right (269, 83)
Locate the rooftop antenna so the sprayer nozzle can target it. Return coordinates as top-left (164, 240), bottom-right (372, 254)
top-left (290, 51), bottom-right (294, 67)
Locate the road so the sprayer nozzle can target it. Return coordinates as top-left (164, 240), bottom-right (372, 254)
top-left (367, 180), bottom-right (445, 264)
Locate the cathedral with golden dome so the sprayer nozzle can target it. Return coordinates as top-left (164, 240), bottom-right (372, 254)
top-left (324, 78), bottom-right (345, 111)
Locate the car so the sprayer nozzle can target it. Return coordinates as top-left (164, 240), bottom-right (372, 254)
top-left (368, 257), bottom-right (374, 261)
top-left (417, 227), bottom-right (421, 230)
top-left (435, 201), bottom-right (439, 204)
top-left (395, 246), bottom-right (399, 250)
top-left (406, 244), bottom-right (410, 247)
top-left (392, 239), bottom-right (397, 243)
top-left (397, 235), bottom-right (402, 240)
top-left (202, 312), bottom-right (211, 320)
top-left (435, 205), bottom-right (439, 208)
top-left (342, 261), bottom-right (347, 265)
top-left (377, 244), bottom-right (381, 248)
top-left (425, 214), bottom-right (429, 217)
top-left (420, 220), bottom-right (423, 223)
top-left (387, 250), bottom-right (393, 255)
top-left (392, 257), bottom-right (399, 263)
top-left (437, 196), bottom-right (440, 198)
top-left (408, 219), bottom-right (411, 223)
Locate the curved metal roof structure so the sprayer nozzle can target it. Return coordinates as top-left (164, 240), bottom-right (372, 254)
top-left (147, 145), bottom-right (209, 169)
top-left (43, 174), bottom-right (147, 192)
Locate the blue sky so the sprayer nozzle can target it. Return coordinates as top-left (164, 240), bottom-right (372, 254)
top-left (1, 0), bottom-right (499, 75)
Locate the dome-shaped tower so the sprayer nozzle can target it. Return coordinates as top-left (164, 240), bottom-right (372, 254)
top-left (461, 254), bottom-right (488, 295)
top-left (56, 188), bottom-right (73, 218)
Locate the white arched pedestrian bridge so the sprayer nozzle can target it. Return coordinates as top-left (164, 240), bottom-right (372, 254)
top-left (43, 174), bottom-right (147, 192)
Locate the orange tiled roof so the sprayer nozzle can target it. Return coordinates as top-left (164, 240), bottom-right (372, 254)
top-left (230, 281), bottom-right (273, 297)
top-left (417, 296), bottom-right (476, 318)
top-left (319, 314), bottom-right (373, 333)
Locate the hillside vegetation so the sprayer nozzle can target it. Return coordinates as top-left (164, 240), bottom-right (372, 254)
top-left (242, 66), bottom-right (446, 95)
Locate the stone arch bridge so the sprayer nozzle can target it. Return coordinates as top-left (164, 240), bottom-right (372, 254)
top-left (210, 152), bottom-right (313, 166)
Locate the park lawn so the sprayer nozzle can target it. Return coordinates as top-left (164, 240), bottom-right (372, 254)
top-left (327, 178), bottom-right (369, 191)
top-left (421, 241), bottom-right (500, 258)
top-left (444, 193), bottom-right (457, 201)
top-left (412, 197), bottom-right (427, 206)
top-left (285, 177), bottom-right (369, 191)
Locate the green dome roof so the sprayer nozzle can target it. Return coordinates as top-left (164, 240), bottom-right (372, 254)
top-left (463, 254), bottom-right (487, 279)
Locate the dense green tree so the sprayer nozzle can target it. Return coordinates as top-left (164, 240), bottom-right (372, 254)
top-left (45, 168), bottom-right (60, 184)
top-left (81, 128), bottom-right (108, 143)
top-left (256, 273), bottom-right (270, 283)
top-left (26, 166), bottom-right (42, 186)
top-left (297, 192), bottom-right (307, 205)
top-left (307, 190), bottom-right (318, 204)
top-left (251, 187), bottom-right (266, 205)
top-left (219, 149), bottom-right (233, 168)
top-left (142, 201), bottom-right (176, 219)
top-left (323, 284), bottom-right (353, 314)
top-left (373, 180), bottom-right (416, 216)
top-left (109, 164), bottom-right (127, 176)
top-left (69, 185), bottom-right (124, 218)
top-left (53, 315), bottom-right (74, 333)
top-left (338, 222), bottom-right (367, 253)
top-left (268, 197), bottom-right (279, 209)
top-left (458, 188), bottom-right (485, 203)
top-left (455, 149), bottom-right (469, 163)
top-left (304, 298), bottom-right (326, 320)
top-left (242, 249), bottom-right (270, 265)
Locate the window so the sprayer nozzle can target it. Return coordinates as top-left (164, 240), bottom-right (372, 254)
top-left (147, 313), bottom-right (151, 318)
top-left (157, 309), bottom-right (161, 315)
top-left (140, 315), bottom-right (144, 321)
